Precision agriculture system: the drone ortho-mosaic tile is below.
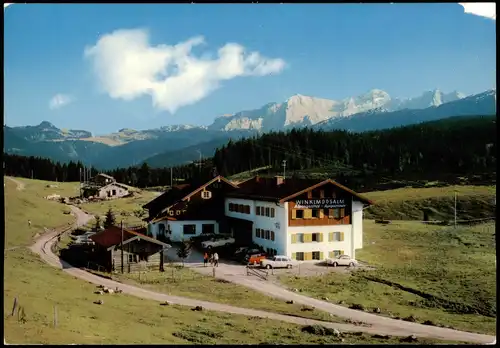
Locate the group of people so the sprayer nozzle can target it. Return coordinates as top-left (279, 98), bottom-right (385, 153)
top-left (203, 251), bottom-right (219, 267)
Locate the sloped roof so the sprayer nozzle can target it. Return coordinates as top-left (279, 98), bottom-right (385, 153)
top-left (90, 225), bottom-right (169, 248)
top-left (143, 175), bottom-right (238, 212)
top-left (228, 176), bottom-right (373, 205)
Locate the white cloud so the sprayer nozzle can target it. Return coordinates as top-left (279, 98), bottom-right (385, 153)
top-left (49, 94), bottom-right (74, 110)
top-left (84, 28), bottom-right (287, 114)
top-left (459, 3), bottom-right (496, 20)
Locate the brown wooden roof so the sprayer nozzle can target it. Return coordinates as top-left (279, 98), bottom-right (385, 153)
top-left (228, 176), bottom-right (373, 205)
top-left (90, 226), bottom-right (169, 248)
top-left (142, 175), bottom-right (239, 213)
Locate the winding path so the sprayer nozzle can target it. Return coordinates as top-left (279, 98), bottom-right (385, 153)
top-left (30, 205), bottom-right (495, 344)
top-left (5, 176), bottom-right (26, 190)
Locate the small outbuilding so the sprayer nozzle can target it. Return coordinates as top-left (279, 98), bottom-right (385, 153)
top-left (90, 226), bottom-right (171, 273)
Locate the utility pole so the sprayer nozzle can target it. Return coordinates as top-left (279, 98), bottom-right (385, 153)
top-left (454, 190), bottom-right (457, 228)
top-left (282, 160), bottom-right (287, 180)
top-left (170, 167), bottom-right (173, 189)
top-left (79, 167), bottom-right (82, 197)
top-left (121, 220), bottom-right (124, 274)
top-left (268, 149), bottom-right (271, 176)
top-left (196, 150), bottom-right (202, 175)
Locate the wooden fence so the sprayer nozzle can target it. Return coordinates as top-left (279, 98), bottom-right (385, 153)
top-left (246, 265), bottom-right (268, 280)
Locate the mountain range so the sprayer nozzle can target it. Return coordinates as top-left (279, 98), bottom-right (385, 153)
top-left (4, 88), bottom-right (496, 170)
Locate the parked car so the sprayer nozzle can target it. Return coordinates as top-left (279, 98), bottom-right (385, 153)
top-left (260, 255), bottom-right (299, 269)
top-left (71, 231), bottom-right (95, 240)
top-left (245, 252), bottom-right (267, 266)
top-left (201, 236), bottom-right (235, 249)
top-left (191, 233), bottom-right (216, 247)
top-left (326, 254), bottom-right (358, 267)
top-left (233, 246), bottom-right (263, 261)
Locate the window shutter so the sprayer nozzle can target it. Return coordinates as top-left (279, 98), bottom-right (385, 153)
top-left (291, 209), bottom-right (297, 219)
top-left (319, 209), bottom-right (324, 219)
top-left (307, 191), bottom-right (312, 199)
top-left (319, 233), bottom-right (324, 242)
top-left (340, 232), bottom-right (345, 241)
top-left (292, 252), bottom-right (296, 260)
top-left (328, 251), bottom-right (333, 258)
top-left (304, 209), bottom-right (312, 219)
top-left (320, 252), bottom-right (324, 260)
top-left (340, 208), bottom-right (345, 217)
top-left (291, 234), bottom-right (297, 244)
top-left (328, 232), bottom-right (333, 242)
top-left (340, 250), bottom-right (344, 255)
top-left (271, 208), bottom-right (275, 218)
top-left (304, 233), bottom-right (312, 243)
top-left (305, 252), bottom-right (312, 261)
top-left (328, 209), bottom-right (334, 218)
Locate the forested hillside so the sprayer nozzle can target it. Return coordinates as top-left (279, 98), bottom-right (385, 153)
top-left (4, 115), bottom-right (496, 192)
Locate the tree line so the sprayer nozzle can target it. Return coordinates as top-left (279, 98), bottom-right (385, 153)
top-left (3, 115), bottom-right (496, 191)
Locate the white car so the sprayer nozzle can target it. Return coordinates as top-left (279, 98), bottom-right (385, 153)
top-left (201, 236), bottom-right (235, 249)
top-left (260, 256), bottom-right (299, 269)
top-left (71, 231), bottom-right (95, 240)
top-left (326, 254), bottom-right (358, 267)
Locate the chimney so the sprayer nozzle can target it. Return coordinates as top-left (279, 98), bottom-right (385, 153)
top-left (275, 175), bottom-right (284, 186)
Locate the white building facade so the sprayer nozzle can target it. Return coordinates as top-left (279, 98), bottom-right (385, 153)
top-left (224, 195), bottom-right (366, 261)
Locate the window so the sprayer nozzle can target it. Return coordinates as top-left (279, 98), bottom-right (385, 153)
top-left (238, 204), bottom-right (244, 213)
top-left (333, 208), bottom-right (341, 219)
top-left (270, 208), bottom-right (275, 218)
top-left (139, 254), bottom-right (149, 262)
top-left (312, 233), bottom-right (321, 242)
top-left (329, 232), bottom-right (344, 242)
top-left (183, 224), bottom-right (196, 235)
top-left (297, 233), bottom-right (304, 243)
top-left (295, 252), bottom-right (304, 261)
top-left (307, 191), bottom-right (312, 199)
top-left (295, 209), bottom-right (304, 219)
top-left (319, 190), bottom-right (325, 199)
top-left (329, 250), bottom-right (343, 258)
top-left (112, 189), bottom-right (117, 196)
top-left (312, 251), bottom-right (321, 260)
top-left (202, 224), bottom-right (215, 234)
top-left (265, 207), bottom-right (270, 217)
top-left (256, 228), bottom-right (261, 238)
top-left (229, 203), bottom-right (234, 212)
top-left (265, 230), bottom-right (270, 240)
top-left (128, 254), bottom-right (135, 263)
top-left (324, 208), bottom-right (330, 218)
top-left (270, 231), bottom-right (275, 241)
top-left (256, 206), bottom-right (261, 215)
top-left (312, 209), bottom-right (320, 218)
top-left (201, 190), bottom-right (212, 199)
top-left (244, 205), bottom-right (250, 214)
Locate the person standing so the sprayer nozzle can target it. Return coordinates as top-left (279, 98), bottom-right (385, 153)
top-left (203, 252), bottom-right (208, 267)
top-left (213, 252), bottom-right (219, 267)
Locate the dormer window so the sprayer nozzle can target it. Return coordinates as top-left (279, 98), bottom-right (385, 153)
top-left (201, 190), bottom-right (212, 199)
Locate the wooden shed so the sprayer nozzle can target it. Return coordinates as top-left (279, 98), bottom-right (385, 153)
top-left (90, 226), bottom-right (171, 273)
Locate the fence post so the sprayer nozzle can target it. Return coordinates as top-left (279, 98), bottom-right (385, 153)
top-left (53, 305), bottom-right (58, 328)
top-left (212, 266), bottom-right (216, 278)
top-left (11, 297), bottom-right (18, 316)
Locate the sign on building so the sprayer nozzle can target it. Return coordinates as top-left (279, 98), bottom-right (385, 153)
top-left (295, 199), bottom-right (347, 209)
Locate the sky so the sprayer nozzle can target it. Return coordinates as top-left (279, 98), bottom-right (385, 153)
top-left (4, 3), bottom-right (496, 135)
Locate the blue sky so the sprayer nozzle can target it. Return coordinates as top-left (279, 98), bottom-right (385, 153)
top-left (4, 4), bottom-right (496, 134)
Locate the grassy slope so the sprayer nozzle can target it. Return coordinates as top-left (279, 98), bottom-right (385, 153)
top-left (279, 185), bottom-right (497, 335)
top-left (110, 266), bottom-right (338, 323)
top-left (77, 191), bottom-right (159, 225)
top-left (363, 185), bottom-right (496, 221)
top-left (4, 178), bottom-right (462, 344)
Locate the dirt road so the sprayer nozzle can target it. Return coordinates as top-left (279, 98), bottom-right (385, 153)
top-left (30, 205), bottom-right (495, 344)
top-left (5, 176), bottom-right (26, 190)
